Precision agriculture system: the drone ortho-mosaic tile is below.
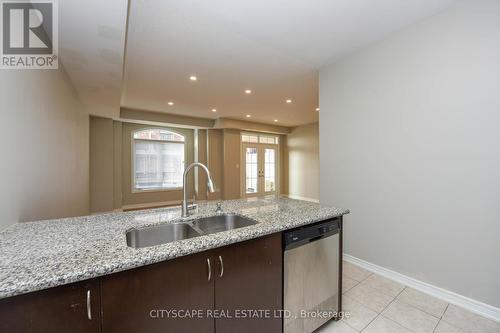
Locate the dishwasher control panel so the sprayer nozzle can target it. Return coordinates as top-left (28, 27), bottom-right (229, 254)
top-left (284, 218), bottom-right (340, 250)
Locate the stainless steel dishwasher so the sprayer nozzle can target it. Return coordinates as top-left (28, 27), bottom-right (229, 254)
top-left (283, 218), bottom-right (342, 333)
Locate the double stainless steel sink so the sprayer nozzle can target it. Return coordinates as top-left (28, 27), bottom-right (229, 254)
top-left (126, 213), bottom-right (258, 249)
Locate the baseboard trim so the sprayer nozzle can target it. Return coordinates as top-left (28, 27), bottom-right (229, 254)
top-left (344, 254), bottom-right (500, 322)
top-left (284, 194), bottom-right (320, 203)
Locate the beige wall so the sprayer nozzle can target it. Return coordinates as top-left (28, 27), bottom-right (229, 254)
top-left (287, 123), bottom-right (319, 201)
top-left (279, 135), bottom-right (289, 196)
top-left (197, 129), bottom-right (208, 200)
top-left (222, 129), bottom-right (241, 199)
top-left (0, 69), bottom-right (89, 229)
top-left (113, 121), bottom-right (123, 209)
top-left (207, 129), bottom-right (224, 200)
top-left (89, 123), bottom-right (287, 210)
top-left (90, 117), bottom-right (114, 212)
top-left (320, 0), bottom-right (500, 308)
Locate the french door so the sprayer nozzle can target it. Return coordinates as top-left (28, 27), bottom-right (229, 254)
top-left (242, 144), bottom-right (278, 198)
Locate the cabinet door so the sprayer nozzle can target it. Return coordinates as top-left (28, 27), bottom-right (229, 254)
top-left (215, 233), bottom-right (282, 333)
top-left (0, 280), bottom-right (100, 333)
top-left (101, 251), bottom-right (214, 333)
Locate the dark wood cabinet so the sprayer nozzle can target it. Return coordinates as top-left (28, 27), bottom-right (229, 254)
top-left (0, 233), bottom-right (283, 333)
top-left (0, 279), bottom-right (100, 333)
top-left (214, 233), bottom-right (282, 333)
top-left (101, 250), bottom-right (215, 333)
top-left (101, 233), bottom-right (282, 333)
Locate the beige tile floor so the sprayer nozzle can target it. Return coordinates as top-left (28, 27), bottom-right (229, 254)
top-left (316, 261), bottom-right (500, 333)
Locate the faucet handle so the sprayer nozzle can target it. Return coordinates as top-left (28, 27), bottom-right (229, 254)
top-left (188, 203), bottom-right (198, 212)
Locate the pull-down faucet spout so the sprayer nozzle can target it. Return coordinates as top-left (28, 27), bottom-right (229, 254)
top-left (182, 163), bottom-right (216, 218)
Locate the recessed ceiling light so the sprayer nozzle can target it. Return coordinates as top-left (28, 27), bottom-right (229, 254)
top-left (245, 89), bottom-right (252, 94)
top-left (246, 114), bottom-right (251, 118)
top-left (212, 108), bottom-right (217, 112)
top-left (168, 102), bottom-right (174, 106)
top-left (189, 75), bottom-right (197, 81)
top-left (316, 107), bottom-right (320, 111)
top-left (274, 119), bottom-right (278, 122)
top-left (286, 99), bottom-right (292, 103)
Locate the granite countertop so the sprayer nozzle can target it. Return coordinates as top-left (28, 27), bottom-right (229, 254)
top-left (0, 197), bottom-right (349, 300)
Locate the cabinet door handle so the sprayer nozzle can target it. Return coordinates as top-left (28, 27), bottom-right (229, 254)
top-left (207, 258), bottom-right (212, 281)
top-left (86, 290), bottom-right (92, 320)
top-left (218, 255), bottom-right (224, 278)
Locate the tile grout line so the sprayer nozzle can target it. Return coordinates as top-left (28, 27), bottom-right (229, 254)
top-left (438, 303), bottom-right (477, 333)
top-left (349, 261), bottom-right (449, 332)
top-left (378, 287), bottom-right (423, 333)
top-left (360, 286), bottom-right (409, 332)
top-left (395, 288), bottom-right (450, 321)
top-left (431, 319), bottom-right (441, 333)
top-left (382, 286), bottom-right (407, 313)
top-left (343, 319), bottom-right (362, 332)
top-left (431, 303), bottom-right (450, 333)
top-left (388, 285), bottom-right (447, 333)
top-left (343, 265), bottom-right (374, 332)
top-left (384, 288), bottom-right (443, 333)
top-left (441, 303), bottom-right (450, 319)
top-left (359, 313), bottom-right (381, 333)
top-left (342, 278), bottom-right (360, 295)
top-left (383, 315), bottom-right (419, 333)
top-left (347, 263), bottom-right (442, 332)
top-left (343, 273), bottom-right (373, 284)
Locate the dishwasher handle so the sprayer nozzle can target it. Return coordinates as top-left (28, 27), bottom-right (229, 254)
top-left (308, 234), bottom-right (325, 243)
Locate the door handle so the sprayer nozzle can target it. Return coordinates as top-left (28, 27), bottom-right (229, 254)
top-left (218, 255), bottom-right (224, 278)
top-left (207, 258), bottom-right (212, 281)
top-left (86, 290), bottom-right (92, 320)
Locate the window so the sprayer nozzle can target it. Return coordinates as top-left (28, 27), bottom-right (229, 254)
top-left (245, 147), bottom-right (258, 194)
top-left (264, 148), bottom-right (276, 192)
top-left (241, 133), bottom-right (279, 145)
top-left (133, 128), bottom-right (185, 191)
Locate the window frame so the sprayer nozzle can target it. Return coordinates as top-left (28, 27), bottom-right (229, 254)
top-left (241, 132), bottom-right (279, 145)
top-left (131, 128), bottom-right (187, 193)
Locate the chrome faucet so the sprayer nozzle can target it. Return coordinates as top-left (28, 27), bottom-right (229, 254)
top-left (182, 162), bottom-right (216, 218)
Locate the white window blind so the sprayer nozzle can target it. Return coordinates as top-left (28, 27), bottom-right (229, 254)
top-left (133, 129), bottom-right (185, 191)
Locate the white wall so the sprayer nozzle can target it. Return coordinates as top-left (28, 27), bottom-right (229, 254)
top-left (287, 122), bottom-right (320, 201)
top-left (0, 68), bottom-right (89, 229)
top-left (320, 0), bottom-right (500, 308)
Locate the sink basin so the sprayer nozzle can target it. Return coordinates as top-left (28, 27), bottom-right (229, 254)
top-left (126, 214), bottom-right (259, 248)
top-left (191, 214), bottom-right (258, 235)
top-left (126, 223), bottom-right (201, 249)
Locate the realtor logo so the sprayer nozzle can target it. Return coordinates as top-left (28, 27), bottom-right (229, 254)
top-left (1, 0), bottom-right (58, 69)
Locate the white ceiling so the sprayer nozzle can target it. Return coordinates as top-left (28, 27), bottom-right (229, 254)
top-left (59, 0), bottom-right (128, 118)
top-left (60, 0), bottom-right (456, 125)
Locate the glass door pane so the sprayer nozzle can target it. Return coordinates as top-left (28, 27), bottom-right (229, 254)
top-left (264, 148), bottom-right (276, 193)
top-left (245, 147), bottom-right (258, 194)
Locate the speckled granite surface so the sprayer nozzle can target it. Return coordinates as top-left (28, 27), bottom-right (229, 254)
top-left (0, 197), bottom-right (348, 299)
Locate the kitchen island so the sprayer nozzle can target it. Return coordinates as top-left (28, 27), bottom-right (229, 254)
top-left (0, 197), bottom-right (349, 333)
